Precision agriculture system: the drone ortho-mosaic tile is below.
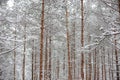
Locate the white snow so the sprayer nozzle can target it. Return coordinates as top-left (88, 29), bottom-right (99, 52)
top-left (91, 3), bottom-right (97, 9)
top-left (7, 0), bottom-right (14, 10)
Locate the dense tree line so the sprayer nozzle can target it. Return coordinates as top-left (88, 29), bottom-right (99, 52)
top-left (0, 0), bottom-right (120, 80)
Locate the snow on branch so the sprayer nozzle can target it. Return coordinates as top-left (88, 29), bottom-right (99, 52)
top-left (0, 44), bottom-right (22, 56)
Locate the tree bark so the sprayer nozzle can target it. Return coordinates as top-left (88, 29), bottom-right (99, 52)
top-left (101, 49), bottom-right (103, 80)
top-left (107, 49), bottom-right (111, 80)
top-left (97, 50), bottom-right (99, 80)
top-left (48, 35), bottom-right (52, 80)
top-left (44, 36), bottom-right (48, 80)
top-left (94, 49), bottom-right (97, 80)
top-left (39, 0), bottom-right (45, 80)
top-left (119, 0), bottom-right (120, 13)
top-left (22, 24), bottom-right (26, 80)
top-left (88, 35), bottom-right (92, 80)
top-left (111, 45), bottom-right (114, 80)
top-left (115, 36), bottom-right (119, 80)
top-left (13, 27), bottom-right (16, 80)
top-left (63, 53), bottom-right (66, 79)
top-left (57, 59), bottom-right (59, 79)
top-left (34, 48), bottom-right (37, 80)
top-left (73, 22), bottom-right (76, 80)
top-left (65, 3), bottom-right (72, 80)
top-left (103, 48), bottom-right (107, 80)
top-left (71, 19), bottom-right (76, 80)
top-left (80, 0), bottom-right (84, 80)
top-left (32, 40), bottom-right (34, 80)
top-left (85, 54), bottom-right (88, 80)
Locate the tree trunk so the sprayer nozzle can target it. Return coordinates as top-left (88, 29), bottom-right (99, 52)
top-left (80, 0), bottom-right (84, 79)
top-left (22, 24), bottom-right (26, 80)
top-left (13, 27), bottom-right (16, 80)
top-left (71, 19), bottom-right (76, 80)
top-left (73, 22), bottom-right (76, 80)
top-left (94, 49), bottom-right (97, 80)
top-left (48, 35), bottom-right (52, 80)
top-left (34, 48), bottom-right (37, 80)
top-left (88, 53), bottom-right (92, 80)
top-left (63, 53), bottom-right (66, 79)
top-left (107, 49), bottom-right (111, 80)
top-left (44, 36), bottom-right (48, 80)
top-left (39, 0), bottom-right (45, 79)
top-left (85, 54), bottom-right (88, 80)
top-left (65, 4), bottom-right (72, 80)
top-left (111, 45), bottom-right (114, 80)
top-left (57, 59), bottom-right (59, 79)
top-left (118, 0), bottom-right (120, 14)
top-left (115, 36), bottom-right (119, 80)
top-left (88, 36), bottom-right (92, 80)
top-left (116, 0), bottom-right (120, 79)
top-left (32, 40), bottom-right (34, 80)
top-left (103, 48), bottom-right (107, 80)
top-left (97, 50), bottom-right (99, 80)
top-left (101, 49), bottom-right (103, 80)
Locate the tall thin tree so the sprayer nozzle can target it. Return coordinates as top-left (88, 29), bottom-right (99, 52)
top-left (101, 48), bottom-right (104, 80)
top-left (65, 2), bottom-right (72, 80)
top-left (94, 49), bottom-right (97, 80)
top-left (118, 0), bottom-right (120, 14)
top-left (34, 47), bottom-right (37, 80)
top-left (107, 49), bottom-right (111, 80)
top-left (44, 35), bottom-right (48, 80)
top-left (114, 32), bottom-right (119, 80)
top-left (71, 22), bottom-right (76, 80)
top-left (88, 35), bottom-right (92, 80)
top-left (13, 26), bottom-right (16, 80)
top-left (97, 49), bottom-right (100, 80)
top-left (57, 58), bottom-right (59, 79)
top-left (39, 0), bottom-right (45, 79)
top-left (80, 0), bottom-right (85, 79)
top-left (22, 24), bottom-right (26, 80)
top-left (103, 48), bottom-right (107, 80)
top-left (48, 34), bottom-right (52, 80)
top-left (32, 39), bottom-right (34, 80)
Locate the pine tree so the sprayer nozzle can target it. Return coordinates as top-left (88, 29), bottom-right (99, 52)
top-left (80, 0), bottom-right (85, 80)
top-left (39, 0), bottom-right (45, 80)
